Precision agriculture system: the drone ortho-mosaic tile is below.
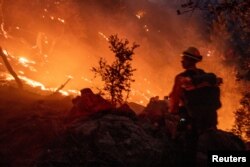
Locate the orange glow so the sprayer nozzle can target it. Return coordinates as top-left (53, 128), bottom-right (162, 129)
top-left (57, 18), bottom-right (65, 23)
top-left (19, 76), bottom-right (48, 91)
top-left (18, 71), bottom-right (24, 74)
top-left (136, 10), bottom-right (146, 19)
top-left (98, 32), bottom-right (109, 41)
top-left (18, 57), bottom-right (37, 72)
top-left (2, 49), bottom-right (8, 55)
top-left (144, 25), bottom-right (149, 32)
top-left (2, 73), bottom-right (77, 96)
top-left (1, 23), bottom-right (8, 38)
top-left (18, 57), bottom-right (36, 65)
top-left (4, 73), bottom-right (14, 81)
top-left (58, 90), bottom-right (69, 96)
top-left (0, 1), bottom-right (243, 132)
top-left (50, 16), bottom-right (55, 20)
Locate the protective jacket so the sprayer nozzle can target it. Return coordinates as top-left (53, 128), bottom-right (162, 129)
top-left (169, 68), bottom-right (222, 133)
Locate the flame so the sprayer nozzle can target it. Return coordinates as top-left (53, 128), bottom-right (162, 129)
top-left (58, 90), bottom-right (69, 96)
top-left (67, 89), bottom-right (80, 95)
top-left (0, 1), bottom-right (244, 132)
top-left (1, 23), bottom-right (8, 38)
top-left (18, 57), bottom-right (36, 65)
top-left (57, 18), bottom-right (65, 23)
top-left (50, 16), bottom-right (55, 20)
top-left (130, 88), bottom-right (151, 105)
top-left (19, 76), bottom-right (48, 90)
top-left (136, 10), bottom-right (146, 19)
top-left (4, 73), bottom-right (14, 81)
top-left (144, 25), bottom-right (149, 32)
top-left (2, 49), bottom-right (8, 55)
top-left (1, 73), bottom-right (78, 96)
top-left (81, 76), bottom-right (93, 83)
top-left (98, 32), bottom-right (109, 41)
top-left (139, 100), bottom-right (144, 104)
top-left (18, 71), bottom-right (24, 75)
top-left (18, 57), bottom-right (37, 72)
top-left (19, 75), bottom-right (80, 96)
top-left (66, 75), bottom-right (73, 79)
top-left (206, 50), bottom-right (214, 57)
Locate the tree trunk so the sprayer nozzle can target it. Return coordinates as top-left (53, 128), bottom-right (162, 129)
top-left (0, 47), bottom-right (23, 89)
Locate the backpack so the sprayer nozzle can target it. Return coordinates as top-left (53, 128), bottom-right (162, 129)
top-left (183, 71), bottom-right (222, 111)
top-left (177, 69), bottom-right (222, 130)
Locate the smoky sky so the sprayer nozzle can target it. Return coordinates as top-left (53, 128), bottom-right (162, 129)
top-left (1, 0), bottom-right (205, 85)
top-left (0, 0), bottom-right (241, 130)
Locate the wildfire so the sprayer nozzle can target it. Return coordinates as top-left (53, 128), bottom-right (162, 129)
top-left (130, 88), bottom-right (151, 105)
top-left (18, 57), bottom-right (37, 72)
top-left (18, 71), bottom-right (24, 75)
top-left (1, 49), bottom-right (8, 55)
top-left (58, 90), bottom-right (69, 96)
top-left (144, 25), bottom-right (149, 32)
top-left (50, 16), bottom-right (55, 20)
top-left (136, 10), bottom-right (146, 19)
top-left (18, 57), bottom-right (36, 65)
top-left (98, 32), bottom-right (109, 41)
top-left (19, 75), bottom-right (47, 90)
top-left (0, 23), bottom-right (8, 39)
top-left (0, 1), bottom-right (244, 133)
top-left (42, 15), bottom-right (65, 24)
top-left (57, 18), bottom-right (65, 23)
top-left (67, 89), bottom-right (80, 95)
top-left (205, 49), bottom-right (215, 57)
top-left (81, 76), bottom-right (93, 83)
top-left (1, 73), bottom-right (78, 96)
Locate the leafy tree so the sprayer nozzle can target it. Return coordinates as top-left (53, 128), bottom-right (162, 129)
top-left (92, 34), bottom-right (139, 106)
top-left (232, 92), bottom-right (250, 141)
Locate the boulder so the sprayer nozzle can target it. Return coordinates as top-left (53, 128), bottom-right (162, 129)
top-left (196, 129), bottom-right (246, 166)
top-left (37, 110), bottom-right (171, 167)
top-left (141, 96), bottom-right (168, 125)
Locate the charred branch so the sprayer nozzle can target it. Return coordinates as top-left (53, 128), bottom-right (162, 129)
top-left (52, 78), bottom-right (71, 95)
top-left (0, 47), bottom-right (23, 89)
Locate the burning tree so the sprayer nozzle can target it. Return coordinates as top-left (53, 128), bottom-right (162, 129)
top-left (92, 35), bottom-right (139, 106)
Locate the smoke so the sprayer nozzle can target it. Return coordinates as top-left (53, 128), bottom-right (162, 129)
top-left (0, 0), bottom-right (241, 130)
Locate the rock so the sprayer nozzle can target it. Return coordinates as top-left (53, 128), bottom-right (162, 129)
top-left (246, 142), bottom-right (250, 150)
top-left (197, 129), bottom-right (246, 151)
top-left (127, 102), bottom-right (145, 114)
top-left (37, 110), bottom-right (169, 167)
top-left (141, 96), bottom-right (169, 126)
top-left (196, 129), bottom-right (246, 166)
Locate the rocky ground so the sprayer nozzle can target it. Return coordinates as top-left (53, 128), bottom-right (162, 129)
top-left (0, 86), bottom-right (247, 167)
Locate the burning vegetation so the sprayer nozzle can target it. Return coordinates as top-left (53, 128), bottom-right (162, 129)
top-left (0, 0), bottom-right (246, 130)
top-left (0, 0), bottom-right (249, 166)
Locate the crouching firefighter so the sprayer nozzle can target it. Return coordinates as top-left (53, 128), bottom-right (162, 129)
top-left (169, 47), bottom-right (222, 137)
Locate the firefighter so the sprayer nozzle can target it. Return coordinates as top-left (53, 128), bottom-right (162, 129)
top-left (169, 47), bottom-right (222, 135)
top-left (169, 47), bottom-right (203, 114)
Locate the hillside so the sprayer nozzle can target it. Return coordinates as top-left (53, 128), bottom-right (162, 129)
top-left (0, 86), bottom-right (247, 167)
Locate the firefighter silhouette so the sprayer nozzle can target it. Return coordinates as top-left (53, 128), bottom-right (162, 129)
top-left (169, 47), bottom-right (222, 135)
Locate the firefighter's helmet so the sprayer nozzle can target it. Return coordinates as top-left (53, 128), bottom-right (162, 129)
top-left (182, 47), bottom-right (202, 62)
